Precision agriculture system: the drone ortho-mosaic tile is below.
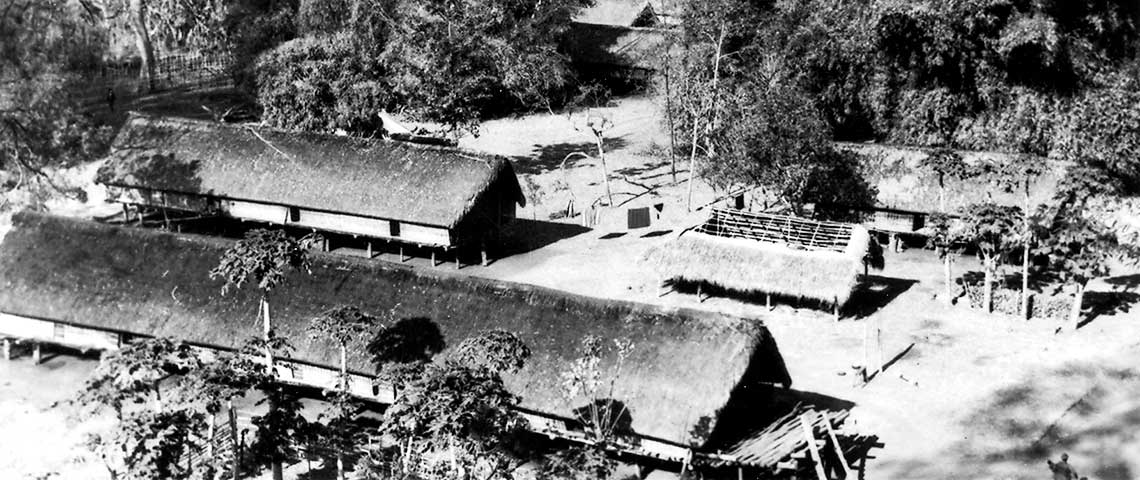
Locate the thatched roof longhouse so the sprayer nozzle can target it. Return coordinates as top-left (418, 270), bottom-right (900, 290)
top-left (645, 209), bottom-right (880, 306)
top-left (96, 113), bottom-right (524, 229)
top-left (0, 212), bottom-right (791, 447)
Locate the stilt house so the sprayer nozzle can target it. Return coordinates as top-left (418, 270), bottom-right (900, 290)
top-left (0, 212), bottom-right (824, 472)
top-left (95, 113), bottom-right (524, 261)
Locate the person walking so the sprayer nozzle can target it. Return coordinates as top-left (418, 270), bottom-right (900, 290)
top-left (1047, 453), bottom-right (1080, 480)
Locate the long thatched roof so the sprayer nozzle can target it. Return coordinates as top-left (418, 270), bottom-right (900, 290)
top-left (0, 212), bottom-right (790, 446)
top-left (644, 209), bottom-right (879, 306)
top-left (96, 113), bottom-right (525, 229)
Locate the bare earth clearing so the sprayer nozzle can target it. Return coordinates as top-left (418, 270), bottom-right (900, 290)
top-left (2, 91), bottom-right (1139, 479)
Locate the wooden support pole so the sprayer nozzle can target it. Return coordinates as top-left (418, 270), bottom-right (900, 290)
top-left (122, 203), bottom-right (129, 223)
top-left (431, 250), bottom-right (437, 266)
top-left (876, 318), bottom-right (884, 377)
top-left (800, 414), bottom-right (827, 480)
top-left (480, 243), bottom-right (489, 267)
top-left (399, 246), bottom-right (406, 262)
top-left (229, 402), bottom-right (240, 480)
top-left (367, 241), bottom-right (373, 259)
top-left (2, 338), bottom-right (10, 361)
top-left (455, 251), bottom-right (461, 270)
top-left (697, 283), bottom-right (704, 303)
top-left (821, 412), bottom-right (853, 479)
top-left (766, 294), bottom-right (772, 311)
top-left (32, 342), bottom-right (42, 365)
top-left (833, 298), bottom-right (840, 322)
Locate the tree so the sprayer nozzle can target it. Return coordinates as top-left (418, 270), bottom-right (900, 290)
top-left (955, 203), bottom-right (1022, 314)
top-left (925, 212), bottom-right (959, 305)
top-left (307, 305), bottom-right (377, 480)
top-left (211, 228), bottom-right (316, 369)
top-left (375, 330), bottom-right (531, 480)
top-left (919, 149), bottom-right (972, 212)
top-left (380, 0), bottom-right (592, 134)
top-left (1, 1), bottom-right (113, 213)
top-left (977, 156), bottom-right (1048, 319)
top-left (182, 347), bottom-right (266, 480)
top-left (1035, 209), bottom-right (1127, 331)
top-left (76, 337), bottom-right (205, 480)
top-left (210, 228), bottom-right (317, 480)
top-left (560, 335), bottom-right (634, 445)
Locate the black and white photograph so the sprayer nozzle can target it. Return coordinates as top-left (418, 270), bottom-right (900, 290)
top-left (1, 0), bottom-right (1139, 479)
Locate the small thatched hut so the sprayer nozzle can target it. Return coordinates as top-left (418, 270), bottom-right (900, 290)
top-left (96, 113), bottom-right (524, 260)
top-left (0, 212), bottom-right (792, 464)
top-left (645, 208), bottom-right (883, 309)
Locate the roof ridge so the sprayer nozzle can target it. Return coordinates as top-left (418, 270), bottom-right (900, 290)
top-left (125, 111), bottom-right (512, 164)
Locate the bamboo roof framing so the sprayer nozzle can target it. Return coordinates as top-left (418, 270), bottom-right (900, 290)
top-left (697, 208), bottom-right (852, 252)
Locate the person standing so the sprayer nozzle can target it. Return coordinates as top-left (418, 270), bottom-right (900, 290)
top-left (1047, 453), bottom-right (1080, 480)
top-left (106, 88), bottom-right (116, 112)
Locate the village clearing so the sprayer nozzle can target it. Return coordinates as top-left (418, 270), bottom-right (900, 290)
top-left (2, 90), bottom-right (1139, 479)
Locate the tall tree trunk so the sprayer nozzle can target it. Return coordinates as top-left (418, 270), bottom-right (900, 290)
top-left (338, 345), bottom-right (348, 480)
top-left (261, 293), bottom-right (273, 370)
top-left (938, 177), bottom-right (946, 212)
top-left (686, 112), bottom-right (700, 211)
top-left (1021, 182), bottom-right (1031, 320)
top-left (229, 400), bottom-right (240, 480)
top-left (703, 24), bottom-right (726, 159)
top-left (594, 133), bottom-right (612, 206)
top-left (665, 50), bottom-right (677, 183)
top-left (207, 413), bottom-right (217, 478)
top-left (128, 0), bottom-right (156, 93)
top-left (983, 259), bottom-right (994, 314)
top-left (1069, 283), bottom-right (1085, 332)
top-left (943, 254), bottom-right (953, 305)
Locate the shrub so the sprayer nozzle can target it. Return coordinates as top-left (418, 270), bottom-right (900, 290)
top-left (960, 278), bottom-right (1072, 321)
top-left (255, 33), bottom-right (390, 135)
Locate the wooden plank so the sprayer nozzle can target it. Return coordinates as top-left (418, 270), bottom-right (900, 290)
top-left (821, 412), bottom-right (853, 479)
top-left (800, 414), bottom-right (827, 480)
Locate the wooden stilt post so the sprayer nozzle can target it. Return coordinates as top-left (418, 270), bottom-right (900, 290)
top-left (480, 242), bottom-right (489, 267)
top-left (697, 283), bottom-right (704, 303)
top-left (737, 467), bottom-right (743, 480)
top-left (455, 250), bottom-right (461, 270)
top-left (32, 343), bottom-right (42, 364)
top-left (2, 338), bottom-right (10, 361)
top-left (876, 317), bottom-right (884, 377)
top-left (833, 297), bottom-right (840, 322)
top-left (431, 250), bottom-right (437, 266)
top-left (861, 320), bottom-right (869, 383)
top-left (821, 412), bottom-right (853, 479)
top-left (367, 241), bottom-right (373, 259)
top-left (399, 246), bottom-right (405, 262)
top-left (766, 294), bottom-right (772, 311)
top-left (122, 203), bottom-right (129, 223)
top-left (800, 414), bottom-right (827, 480)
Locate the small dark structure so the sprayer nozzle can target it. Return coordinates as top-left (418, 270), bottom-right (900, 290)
top-left (96, 113), bottom-right (525, 262)
top-left (645, 208), bottom-right (884, 311)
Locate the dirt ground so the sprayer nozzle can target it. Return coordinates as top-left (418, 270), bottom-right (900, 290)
top-left (4, 91), bottom-right (1140, 479)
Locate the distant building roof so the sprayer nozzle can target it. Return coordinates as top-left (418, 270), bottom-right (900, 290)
top-left (562, 22), bottom-right (671, 71)
top-left (0, 212), bottom-right (792, 446)
top-left (96, 113), bottom-right (524, 229)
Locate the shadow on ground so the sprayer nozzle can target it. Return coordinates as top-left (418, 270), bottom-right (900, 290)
top-left (514, 137), bottom-right (630, 175)
top-left (882, 361), bottom-right (1140, 480)
top-left (500, 219), bottom-right (592, 255)
top-left (847, 275), bottom-right (919, 319)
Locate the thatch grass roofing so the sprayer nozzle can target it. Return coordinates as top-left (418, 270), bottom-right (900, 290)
top-left (96, 113), bottom-right (525, 228)
top-left (0, 212), bottom-right (788, 446)
top-left (644, 210), bottom-right (878, 305)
